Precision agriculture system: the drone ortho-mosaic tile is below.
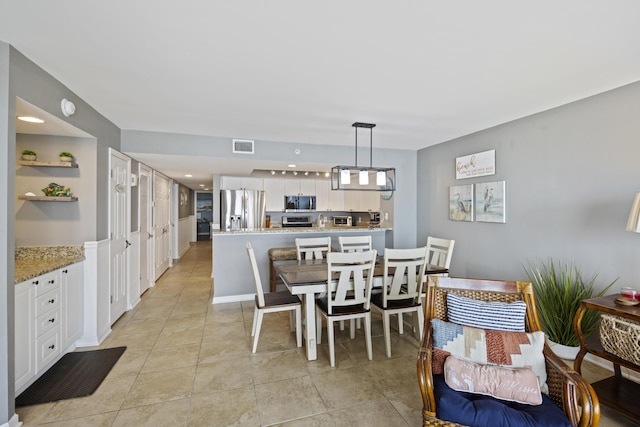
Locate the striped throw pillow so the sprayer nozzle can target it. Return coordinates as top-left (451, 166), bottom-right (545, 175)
top-left (447, 293), bottom-right (526, 332)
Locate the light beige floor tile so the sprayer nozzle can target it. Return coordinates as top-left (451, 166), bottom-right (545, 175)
top-left (387, 389), bottom-right (424, 426)
top-left (106, 348), bottom-right (150, 379)
top-left (188, 387), bottom-right (260, 427)
top-left (198, 336), bottom-right (249, 363)
top-left (107, 331), bottom-right (159, 351)
top-left (364, 356), bottom-right (417, 397)
top-left (120, 366), bottom-right (196, 409)
top-left (141, 342), bottom-right (200, 373)
top-left (192, 356), bottom-right (254, 393)
top-left (118, 317), bottom-right (166, 336)
top-left (45, 375), bottom-right (137, 421)
top-left (154, 325), bottom-right (204, 348)
top-left (270, 413), bottom-right (335, 427)
top-left (311, 365), bottom-right (383, 410)
top-left (250, 349), bottom-right (309, 385)
top-left (328, 398), bottom-right (409, 427)
top-left (112, 398), bottom-right (189, 427)
top-left (163, 314), bottom-right (206, 331)
top-left (37, 411), bottom-right (118, 427)
top-left (15, 402), bottom-right (56, 426)
top-left (254, 376), bottom-right (327, 425)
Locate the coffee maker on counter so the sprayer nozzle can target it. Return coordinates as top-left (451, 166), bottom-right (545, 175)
top-left (368, 211), bottom-right (381, 227)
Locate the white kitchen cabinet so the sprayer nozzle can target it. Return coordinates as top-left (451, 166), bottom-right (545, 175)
top-left (263, 178), bottom-right (285, 211)
top-left (344, 191), bottom-right (380, 212)
top-left (14, 280), bottom-right (34, 392)
top-left (315, 179), bottom-right (344, 211)
top-left (60, 262), bottom-right (83, 349)
top-left (220, 176), bottom-right (264, 191)
top-left (14, 261), bottom-right (84, 393)
top-left (284, 179), bottom-right (316, 196)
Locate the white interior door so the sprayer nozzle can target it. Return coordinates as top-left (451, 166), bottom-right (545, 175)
top-left (153, 171), bottom-right (171, 280)
top-left (109, 149), bottom-right (130, 325)
top-left (139, 163), bottom-right (153, 294)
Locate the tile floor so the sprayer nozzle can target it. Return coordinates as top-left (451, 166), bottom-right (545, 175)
top-left (14, 241), bottom-right (638, 426)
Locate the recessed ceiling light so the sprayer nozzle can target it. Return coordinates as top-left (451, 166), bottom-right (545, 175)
top-left (185, 174), bottom-right (193, 177)
top-left (271, 170), bottom-right (276, 175)
top-left (199, 184), bottom-right (205, 187)
top-left (325, 172), bottom-right (330, 177)
top-left (281, 171), bottom-right (286, 175)
top-left (293, 171), bottom-right (298, 176)
top-left (17, 116), bottom-right (45, 124)
top-left (288, 164), bottom-right (296, 168)
top-left (304, 171), bottom-right (309, 176)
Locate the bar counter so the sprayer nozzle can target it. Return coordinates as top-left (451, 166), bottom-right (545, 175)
top-left (211, 226), bottom-right (392, 303)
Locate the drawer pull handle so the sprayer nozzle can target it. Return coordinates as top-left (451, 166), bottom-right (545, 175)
top-left (48, 280), bottom-right (55, 284)
top-left (49, 318), bottom-right (55, 323)
top-left (62, 269), bottom-right (68, 273)
top-left (48, 299), bottom-right (55, 304)
top-left (33, 280), bottom-right (39, 285)
top-left (48, 345), bottom-right (55, 350)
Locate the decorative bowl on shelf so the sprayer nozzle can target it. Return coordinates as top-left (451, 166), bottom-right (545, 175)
top-left (42, 182), bottom-right (72, 197)
top-left (22, 154), bottom-right (37, 161)
top-left (59, 152), bottom-right (74, 162)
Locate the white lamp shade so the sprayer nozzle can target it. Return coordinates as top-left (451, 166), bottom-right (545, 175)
top-left (627, 191), bottom-right (640, 233)
top-left (359, 170), bottom-right (369, 185)
top-left (376, 171), bottom-right (386, 186)
top-left (340, 169), bottom-right (351, 185)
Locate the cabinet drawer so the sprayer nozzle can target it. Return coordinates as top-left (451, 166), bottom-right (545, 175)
top-left (34, 288), bottom-right (61, 317)
top-left (35, 328), bottom-right (61, 371)
top-left (35, 307), bottom-right (61, 338)
top-left (32, 271), bottom-right (59, 296)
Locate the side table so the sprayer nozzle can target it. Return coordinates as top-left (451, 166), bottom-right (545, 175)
top-left (573, 294), bottom-right (640, 424)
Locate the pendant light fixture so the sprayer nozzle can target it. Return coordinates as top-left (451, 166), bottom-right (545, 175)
top-left (331, 122), bottom-right (396, 192)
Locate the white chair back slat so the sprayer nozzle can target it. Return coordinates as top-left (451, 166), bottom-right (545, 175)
top-left (246, 243), bottom-right (265, 307)
top-left (338, 235), bottom-right (372, 253)
top-left (326, 250), bottom-right (377, 314)
top-left (295, 237), bottom-right (331, 261)
top-left (383, 246), bottom-right (428, 306)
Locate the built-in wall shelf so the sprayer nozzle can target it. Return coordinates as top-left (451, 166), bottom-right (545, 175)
top-left (19, 160), bottom-right (78, 168)
top-left (18, 196), bottom-right (78, 202)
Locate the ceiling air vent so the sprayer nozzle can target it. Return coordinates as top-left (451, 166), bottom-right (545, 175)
top-left (232, 139), bottom-right (254, 154)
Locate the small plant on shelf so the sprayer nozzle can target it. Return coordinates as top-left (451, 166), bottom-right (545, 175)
top-left (42, 182), bottom-right (72, 197)
top-left (59, 151), bottom-right (74, 162)
top-left (21, 149), bottom-right (37, 161)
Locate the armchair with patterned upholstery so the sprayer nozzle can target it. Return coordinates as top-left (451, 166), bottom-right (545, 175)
top-left (417, 276), bottom-right (599, 427)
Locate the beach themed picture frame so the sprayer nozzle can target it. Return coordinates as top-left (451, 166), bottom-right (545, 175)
top-left (449, 184), bottom-right (473, 222)
top-left (474, 181), bottom-right (506, 223)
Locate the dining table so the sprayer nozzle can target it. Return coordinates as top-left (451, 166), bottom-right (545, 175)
top-left (273, 257), bottom-right (448, 361)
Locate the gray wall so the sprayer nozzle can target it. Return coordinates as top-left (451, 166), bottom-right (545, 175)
top-left (122, 130), bottom-right (418, 248)
top-left (1, 42), bottom-right (121, 424)
top-left (417, 80), bottom-right (640, 293)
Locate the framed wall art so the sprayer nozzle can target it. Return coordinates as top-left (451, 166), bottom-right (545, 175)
top-left (474, 181), bottom-right (506, 223)
top-left (449, 184), bottom-right (474, 222)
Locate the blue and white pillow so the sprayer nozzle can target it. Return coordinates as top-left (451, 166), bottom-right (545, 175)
top-left (447, 293), bottom-right (526, 332)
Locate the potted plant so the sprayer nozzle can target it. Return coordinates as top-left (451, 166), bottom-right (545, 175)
top-left (524, 258), bottom-right (616, 359)
top-left (21, 149), bottom-right (37, 161)
top-left (59, 151), bottom-right (74, 162)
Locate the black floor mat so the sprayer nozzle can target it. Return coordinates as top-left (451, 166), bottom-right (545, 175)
top-left (15, 347), bottom-right (126, 406)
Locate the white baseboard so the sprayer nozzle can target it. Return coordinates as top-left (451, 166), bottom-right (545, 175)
top-left (3, 413), bottom-right (21, 427)
top-left (212, 293), bottom-right (254, 304)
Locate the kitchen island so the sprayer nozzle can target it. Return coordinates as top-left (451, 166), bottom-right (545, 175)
top-left (211, 226), bottom-right (392, 303)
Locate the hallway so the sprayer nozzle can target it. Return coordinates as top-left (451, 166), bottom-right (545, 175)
top-left (15, 241), bottom-right (637, 426)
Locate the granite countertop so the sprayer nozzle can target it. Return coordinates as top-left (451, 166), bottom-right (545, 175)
top-left (212, 225), bottom-right (392, 235)
top-left (15, 245), bottom-right (84, 284)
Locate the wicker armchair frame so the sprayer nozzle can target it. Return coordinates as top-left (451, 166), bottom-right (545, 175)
top-left (417, 276), bottom-right (600, 427)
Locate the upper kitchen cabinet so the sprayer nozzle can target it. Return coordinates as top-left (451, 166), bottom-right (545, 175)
top-left (263, 178), bottom-right (285, 211)
top-left (284, 179), bottom-right (316, 196)
top-left (344, 190), bottom-right (380, 212)
top-left (220, 176), bottom-right (264, 191)
top-left (315, 179), bottom-right (344, 211)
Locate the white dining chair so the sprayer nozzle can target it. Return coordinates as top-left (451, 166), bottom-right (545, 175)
top-left (315, 249), bottom-right (377, 367)
top-left (246, 243), bottom-right (302, 353)
top-left (338, 235), bottom-right (372, 253)
top-left (295, 237), bottom-right (331, 261)
top-left (371, 246), bottom-right (428, 357)
top-left (425, 236), bottom-right (455, 274)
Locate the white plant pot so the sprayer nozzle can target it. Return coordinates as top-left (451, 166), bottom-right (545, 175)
top-left (59, 156), bottom-right (73, 162)
top-left (547, 339), bottom-right (580, 360)
top-left (22, 154), bottom-right (37, 161)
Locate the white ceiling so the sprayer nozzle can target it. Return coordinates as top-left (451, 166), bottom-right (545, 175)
top-left (4, 1), bottom-right (640, 189)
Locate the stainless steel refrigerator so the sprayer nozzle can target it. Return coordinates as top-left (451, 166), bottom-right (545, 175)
top-left (220, 189), bottom-right (266, 231)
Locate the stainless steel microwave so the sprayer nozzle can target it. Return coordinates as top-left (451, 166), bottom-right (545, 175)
top-left (284, 195), bottom-right (316, 211)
